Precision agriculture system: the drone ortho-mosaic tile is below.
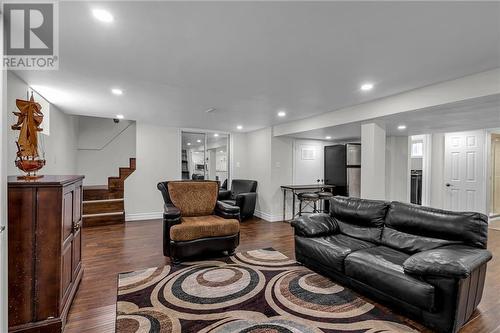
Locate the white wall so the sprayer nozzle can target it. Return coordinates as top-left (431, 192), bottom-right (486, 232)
top-left (429, 133), bottom-right (446, 209)
top-left (7, 72), bottom-right (78, 176)
top-left (231, 132), bottom-right (248, 179)
top-left (77, 116), bottom-right (136, 186)
top-left (361, 123), bottom-right (386, 200)
top-left (270, 135), bottom-right (294, 220)
top-left (246, 128), bottom-right (273, 218)
top-left (385, 136), bottom-right (409, 202)
top-left (0, 49), bottom-right (8, 333)
top-left (125, 123), bottom-right (180, 220)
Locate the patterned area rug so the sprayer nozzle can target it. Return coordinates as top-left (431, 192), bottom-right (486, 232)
top-left (116, 249), bottom-right (419, 332)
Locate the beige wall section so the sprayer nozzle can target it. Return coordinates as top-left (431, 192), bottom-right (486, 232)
top-left (6, 72), bottom-right (78, 176)
top-left (243, 127), bottom-right (293, 221)
top-left (385, 136), bottom-right (409, 202)
top-left (246, 128), bottom-right (273, 218)
top-left (77, 116), bottom-right (136, 186)
top-left (430, 133), bottom-right (445, 209)
top-left (231, 132), bottom-right (248, 179)
top-left (125, 123), bottom-right (180, 221)
top-left (361, 123), bottom-right (386, 200)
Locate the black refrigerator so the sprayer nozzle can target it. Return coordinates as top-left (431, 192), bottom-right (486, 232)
top-left (324, 143), bottom-right (361, 197)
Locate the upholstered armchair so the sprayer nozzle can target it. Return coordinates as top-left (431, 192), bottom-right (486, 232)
top-left (157, 180), bottom-right (240, 264)
top-left (218, 179), bottom-right (258, 220)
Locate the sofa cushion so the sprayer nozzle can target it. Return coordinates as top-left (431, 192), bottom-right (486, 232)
top-left (330, 196), bottom-right (389, 243)
top-left (170, 215), bottom-right (239, 241)
top-left (295, 234), bottom-right (375, 272)
top-left (345, 246), bottom-right (435, 311)
top-left (383, 202), bottom-right (489, 252)
top-left (167, 181), bottom-right (218, 217)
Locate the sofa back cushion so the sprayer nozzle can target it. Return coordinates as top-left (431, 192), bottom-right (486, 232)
top-left (382, 202), bottom-right (488, 253)
top-left (330, 196), bottom-right (389, 243)
top-left (167, 181), bottom-right (218, 217)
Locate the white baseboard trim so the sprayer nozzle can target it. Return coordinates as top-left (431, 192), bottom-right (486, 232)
top-left (126, 211), bottom-right (162, 221)
top-left (253, 210), bottom-right (283, 222)
top-left (126, 210), bottom-right (285, 223)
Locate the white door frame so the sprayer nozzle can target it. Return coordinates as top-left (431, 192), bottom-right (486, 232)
top-left (485, 128), bottom-right (500, 217)
top-left (179, 128), bottom-right (231, 184)
top-left (407, 134), bottom-right (432, 206)
top-left (444, 130), bottom-right (487, 214)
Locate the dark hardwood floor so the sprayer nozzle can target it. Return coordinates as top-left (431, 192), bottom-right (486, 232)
top-left (65, 218), bottom-right (500, 333)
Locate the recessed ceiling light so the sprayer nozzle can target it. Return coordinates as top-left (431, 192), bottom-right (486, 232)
top-left (220, 150), bottom-right (224, 153)
top-left (398, 125), bottom-right (407, 130)
top-left (236, 125), bottom-right (243, 130)
top-left (111, 88), bottom-right (123, 95)
top-left (325, 136), bottom-right (332, 140)
top-left (116, 114), bottom-right (124, 119)
top-left (187, 142), bottom-right (191, 146)
top-left (277, 111), bottom-right (286, 117)
top-left (197, 139), bottom-right (201, 143)
top-left (214, 133), bottom-right (219, 137)
top-left (360, 82), bottom-right (374, 91)
top-left (92, 9), bottom-right (114, 23)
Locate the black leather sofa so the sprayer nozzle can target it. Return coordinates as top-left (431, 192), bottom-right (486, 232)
top-left (291, 196), bottom-right (492, 333)
top-left (219, 179), bottom-right (258, 220)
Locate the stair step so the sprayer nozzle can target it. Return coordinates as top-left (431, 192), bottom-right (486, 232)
top-left (83, 199), bottom-right (124, 215)
top-left (83, 186), bottom-right (122, 201)
top-left (129, 158), bottom-right (136, 170)
top-left (83, 212), bottom-right (125, 227)
top-left (119, 168), bottom-right (134, 179)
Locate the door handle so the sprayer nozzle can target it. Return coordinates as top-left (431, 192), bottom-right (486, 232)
top-left (445, 183), bottom-right (453, 187)
top-left (0, 226), bottom-right (5, 233)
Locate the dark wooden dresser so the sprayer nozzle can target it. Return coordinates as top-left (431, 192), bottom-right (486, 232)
top-left (8, 175), bottom-right (84, 333)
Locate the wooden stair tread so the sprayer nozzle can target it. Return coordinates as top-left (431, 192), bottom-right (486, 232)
top-left (83, 185), bottom-right (108, 190)
top-left (83, 157), bottom-right (136, 227)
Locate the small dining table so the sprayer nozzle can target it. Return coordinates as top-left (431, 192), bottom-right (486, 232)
top-left (280, 184), bottom-right (336, 221)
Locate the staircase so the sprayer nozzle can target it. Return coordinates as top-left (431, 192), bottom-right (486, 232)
top-left (82, 158), bottom-right (136, 227)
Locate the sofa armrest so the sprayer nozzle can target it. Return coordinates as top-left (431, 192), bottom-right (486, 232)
top-left (163, 204), bottom-right (181, 221)
top-left (403, 245), bottom-right (492, 279)
top-left (218, 190), bottom-right (231, 200)
top-left (215, 200), bottom-right (240, 220)
top-left (291, 213), bottom-right (337, 237)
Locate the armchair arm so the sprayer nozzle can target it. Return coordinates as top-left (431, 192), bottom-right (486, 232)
top-left (163, 204), bottom-right (181, 221)
top-left (403, 245), bottom-right (492, 279)
top-left (215, 200), bottom-right (240, 220)
top-left (218, 190), bottom-right (231, 200)
top-left (235, 192), bottom-right (257, 218)
top-left (291, 213), bottom-right (337, 237)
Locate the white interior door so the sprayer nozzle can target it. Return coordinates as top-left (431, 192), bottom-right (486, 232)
top-left (293, 140), bottom-right (324, 184)
top-left (444, 130), bottom-right (486, 213)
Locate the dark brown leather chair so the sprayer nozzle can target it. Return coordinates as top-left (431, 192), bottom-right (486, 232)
top-left (157, 180), bottom-right (240, 264)
top-left (218, 179), bottom-right (257, 220)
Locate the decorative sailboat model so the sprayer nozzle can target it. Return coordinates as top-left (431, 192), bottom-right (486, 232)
top-left (11, 93), bottom-right (46, 179)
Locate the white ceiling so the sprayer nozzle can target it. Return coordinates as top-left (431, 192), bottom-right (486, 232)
top-left (15, 1), bottom-right (500, 133)
top-left (291, 94), bottom-right (500, 141)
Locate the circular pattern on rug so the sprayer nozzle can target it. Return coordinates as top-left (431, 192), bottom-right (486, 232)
top-left (234, 249), bottom-right (296, 268)
top-left (268, 268), bottom-right (374, 320)
top-left (206, 318), bottom-right (321, 333)
top-left (118, 266), bottom-right (170, 296)
top-left (163, 263), bottom-right (265, 310)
